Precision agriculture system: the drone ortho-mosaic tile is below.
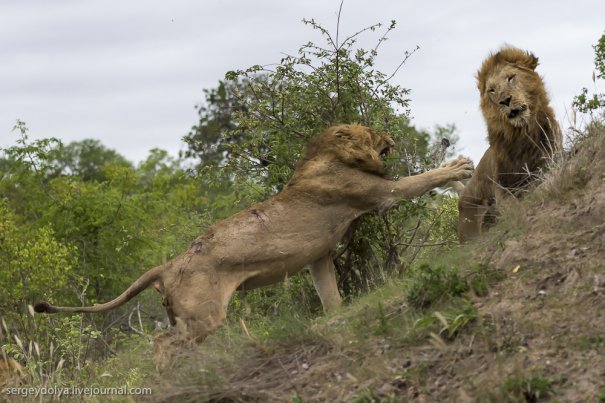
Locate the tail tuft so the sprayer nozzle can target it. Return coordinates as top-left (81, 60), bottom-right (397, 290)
top-left (33, 301), bottom-right (55, 313)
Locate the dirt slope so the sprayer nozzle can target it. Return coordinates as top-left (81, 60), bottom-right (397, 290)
top-left (151, 127), bottom-right (605, 402)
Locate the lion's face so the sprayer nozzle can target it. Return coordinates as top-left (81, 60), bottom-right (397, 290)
top-left (333, 124), bottom-right (394, 158)
top-left (296, 124), bottom-right (395, 177)
top-left (477, 47), bottom-right (542, 129)
top-left (331, 124), bottom-right (395, 174)
top-left (483, 64), bottom-right (534, 127)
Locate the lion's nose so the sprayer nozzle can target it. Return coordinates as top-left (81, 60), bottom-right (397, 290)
top-left (499, 96), bottom-right (512, 107)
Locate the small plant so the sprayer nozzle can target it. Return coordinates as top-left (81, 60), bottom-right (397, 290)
top-left (405, 263), bottom-right (468, 309)
top-left (352, 388), bottom-right (400, 403)
top-left (406, 300), bottom-right (477, 347)
top-left (373, 302), bottom-right (390, 336)
top-left (291, 394), bottom-right (307, 403)
top-left (497, 372), bottom-right (554, 402)
top-left (433, 300), bottom-right (477, 340)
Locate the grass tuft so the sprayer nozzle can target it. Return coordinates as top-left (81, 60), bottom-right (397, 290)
top-left (405, 263), bottom-right (468, 309)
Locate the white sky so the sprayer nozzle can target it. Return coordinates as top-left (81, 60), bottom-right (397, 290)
top-left (1, 1), bottom-right (603, 165)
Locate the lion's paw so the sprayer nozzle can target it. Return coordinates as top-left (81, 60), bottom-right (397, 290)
top-left (441, 156), bottom-right (474, 180)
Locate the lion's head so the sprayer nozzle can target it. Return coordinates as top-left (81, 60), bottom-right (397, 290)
top-left (477, 47), bottom-right (548, 130)
top-left (296, 124), bottom-right (395, 176)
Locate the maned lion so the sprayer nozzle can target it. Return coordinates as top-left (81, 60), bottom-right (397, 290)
top-left (35, 124), bottom-right (473, 360)
top-left (456, 47), bottom-right (562, 242)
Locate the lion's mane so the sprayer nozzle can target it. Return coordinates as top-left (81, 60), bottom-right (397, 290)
top-left (457, 46), bottom-right (562, 241)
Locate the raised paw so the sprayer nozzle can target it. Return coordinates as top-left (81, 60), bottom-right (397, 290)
top-left (441, 156), bottom-right (474, 180)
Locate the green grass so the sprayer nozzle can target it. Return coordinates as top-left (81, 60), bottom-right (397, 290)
top-left (494, 372), bottom-right (555, 402)
top-left (404, 263), bottom-right (469, 309)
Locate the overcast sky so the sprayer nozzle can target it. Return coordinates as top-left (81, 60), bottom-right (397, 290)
top-left (1, 1), bottom-right (603, 166)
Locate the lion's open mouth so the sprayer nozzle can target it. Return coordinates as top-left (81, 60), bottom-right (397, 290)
top-left (508, 105), bottom-right (527, 119)
top-left (380, 145), bottom-right (392, 158)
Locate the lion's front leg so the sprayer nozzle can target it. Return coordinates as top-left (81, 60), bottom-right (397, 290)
top-left (382, 156), bottom-right (474, 203)
top-left (457, 193), bottom-right (489, 243)
top-left (309, 254), bottom-right (342, 311)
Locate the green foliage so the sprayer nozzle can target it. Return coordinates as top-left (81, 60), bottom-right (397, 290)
top-left (221, 19), bottom-right (416, 191)
top-left (1, 312), bottom-right (104, 387)
top-left (48, 138), bottom-right (132, 181)
top-left (0, 121), bottom-right (209, 304)
top-left (496, 372), bottom-right (554, 402)
top-left (228, 274), bottom-right (323, 339)
top-left (0, 200), bottom-right (77, 311)
top-left (0, 121), bottom-right (218, 369)
top-left (573, 31), bottom-right (605, 115)
top-left (407, 300), bottom-right (477, 345)
top-left (181, 80), bottom-right (250, 165)
top-left (405, 263), bottom-right (468, 309)
top-left (432, 301), bottom-right (477, 339)
top-left (374, 302), bottom-right (390, 336)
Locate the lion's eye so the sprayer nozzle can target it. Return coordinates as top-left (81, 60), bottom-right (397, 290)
top-left (508, 74), bottom-right (516, 83)
top-left (488, 88), bottom-right (495, 94)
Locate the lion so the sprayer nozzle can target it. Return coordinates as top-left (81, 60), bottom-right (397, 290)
top-left (0, 357), bottom-right (24, 388)
top-left (35, 124), bottom-right (473, 361)
top-left (456, 47), bottom-right (562, 242)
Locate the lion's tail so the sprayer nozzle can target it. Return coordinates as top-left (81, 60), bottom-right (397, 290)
top-left (34, 263), bottom-right (167, 314)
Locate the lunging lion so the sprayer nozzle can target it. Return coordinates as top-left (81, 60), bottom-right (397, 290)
top-left (456, 47), bottom-right (562, 242)
top-left (35, 124), bottom-right (473, 356)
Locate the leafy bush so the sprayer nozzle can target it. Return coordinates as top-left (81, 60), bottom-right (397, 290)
top-left (0, 200), bottom-right (77, 311)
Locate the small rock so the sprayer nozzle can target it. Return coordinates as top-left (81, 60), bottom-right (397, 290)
top-left (593, 275), bottom-right (605, 294)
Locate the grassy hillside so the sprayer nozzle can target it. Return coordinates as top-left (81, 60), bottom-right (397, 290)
top-left (3, 123), bottom-right (603, 402)
top-left (62, 123), bottom-right (603, 402)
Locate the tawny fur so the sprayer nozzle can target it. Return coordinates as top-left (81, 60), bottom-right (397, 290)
top-left (0, 357), bottom-right (25, 387)
top-left (457, 47), bottom-right (562, 242)
top-left (34, 124), bottom-right (474, 365)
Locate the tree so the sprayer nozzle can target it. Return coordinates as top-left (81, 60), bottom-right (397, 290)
top-left (573, 31), bottom-right (605, 115)
top-left (48, 139), bottom-right (132, 182)
top-left (185, 14), bottom-right (458, 298)
top-left (181, 80), bottom-right (251, 166)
